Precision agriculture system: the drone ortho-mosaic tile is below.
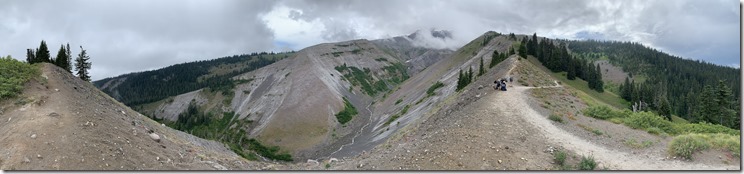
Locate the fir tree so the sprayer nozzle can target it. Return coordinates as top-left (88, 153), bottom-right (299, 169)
top-left (26, 49), bottom-right (36, 64)
top-left (36, 40), bottom-right (51, 63)
top-left (75, 46), bottom-right (92, 81)
top-left (54, 44), bottom-right (72, 72)
top-left (478, 57), bottom-right (485, 77)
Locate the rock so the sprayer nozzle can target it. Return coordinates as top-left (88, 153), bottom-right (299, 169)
top-left (358, 163), bottom-right (364, 168)
top-left (306, 159), bottom-right (319, 166)
top-left (36, 154), bottom-right (42, 159)
top-left (329, 158), bottom-right (338, 163)
top-left (48, 112), bottom-right (60, 117)
top-left (498, 160), bottom-right (502, 164)
top-left (30, 134), bottom-right (37, 139)
top-left (161, 123), bottom-right (166, 127)
top-left (23, 157), bottom-right (31, 163)
top-left (149, 133), bottom-right (161, 143)
top-left (54, 89), bottom-right (59, 92)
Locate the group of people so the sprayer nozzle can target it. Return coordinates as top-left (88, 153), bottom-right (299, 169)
top-left (494, 76), bottom-right (513, 91)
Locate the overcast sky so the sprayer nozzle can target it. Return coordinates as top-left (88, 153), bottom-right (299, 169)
top-left (0, 0), bottom-right (740, 80)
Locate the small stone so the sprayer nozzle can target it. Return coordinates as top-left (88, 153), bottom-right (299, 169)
top-left (161, 124), bottom-right (165, 127)
top-left (54, 89), bottom-right (59, 92)
top-left (149, 133), bottom-right (161, 143)
top-left (498, 160), bottom-right (502, 164)
top-left (30, 134), bottom-right (37, 139)
top-left (23, 157), bottom-right (30, 163)
top-left (329, 158), bottom-right (338, 163)
top-left (37, 154), bottom-right (42, 159)
top-left (156, 156), bottom-right (160, 161)
top-left (358, 163), bottom-right (364, 168)
top-left (521, 158), bottom-right (526, 161)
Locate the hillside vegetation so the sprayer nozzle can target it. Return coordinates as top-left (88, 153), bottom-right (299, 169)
top-left (567, 41), bottom-right (740, 129)
top-left (0, 56), bottom-right (39, 99)
top-left (94, 52), bottom-right (294, 106)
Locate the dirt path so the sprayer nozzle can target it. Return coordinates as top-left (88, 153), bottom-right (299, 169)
top-left (498, 84), bottom-right (735, 170)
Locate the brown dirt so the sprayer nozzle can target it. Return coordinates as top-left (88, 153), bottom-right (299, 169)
top-left (328, 58), bottom-right (740, 170)
top-left (0, 64), bottom-right (278, 170)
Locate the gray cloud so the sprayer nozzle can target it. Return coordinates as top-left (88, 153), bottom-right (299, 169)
top-left (0, 0), bottom-right (738, 81)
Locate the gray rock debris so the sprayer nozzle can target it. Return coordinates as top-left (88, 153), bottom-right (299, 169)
top-left (149, 133), bottom-right (161, 143)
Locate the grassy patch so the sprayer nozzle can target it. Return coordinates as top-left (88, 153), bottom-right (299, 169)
top-left (577, 124), bottom-right (603, 136)
top-left (0, 57), bottom-right (39, 100)
top-left (554, 150), bottom-right (567, 166)
top-left (577, 155), bottom-right (597, 170)
top-left (335, 97), bottom-right (358, 124)
top-left (385, 104), bottom-right (411, 126)
top-left (525, 57), bottom-right (627, 109)
top-left (395, 98), bottom-right (403, 105)
top-left (426, 81), bottom-right (445, 97)
top-left (668, 133), bottom-right (740, 159)
top-left (548, 114), bottom-right (564, 123)
top-left (624, 138), bottom-right (654, 148)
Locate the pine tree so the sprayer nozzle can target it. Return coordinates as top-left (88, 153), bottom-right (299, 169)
top-left (26, 49), bottom-right (36, 64)
top-left (467, 66), bottom-right (473, 85)
top-left (658, 97), bottom-right (672, 120)
top-left (36, 40), bottom-right (51, 63)
top-left (457, 69), bottom-right (464, 91)
top-left (518, 43), bottom-right (527, 58)
top-left (489, 50), bottom-right (499, 68)
top-left (621, 77), bottom-right (632, 100)
top-left (55, 44), bottom-right (72, 72)
top-left (509, 47), bottom-right (515, 55)
top-left (594, 64), bottom-right (604, 92)
top-left (65, 43), bottom-right (72, 72)
top-left (478, 57), bottom-right (485, 77)
top-left (75, 46), bottom-right (92, 81)
top-left (567, 58), bottom-right (576, 80)
top-left (714, 80), bottom-right (735, 127)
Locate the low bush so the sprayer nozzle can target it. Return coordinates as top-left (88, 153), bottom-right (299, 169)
top-left (577, 155), bottom-right (597, 170)
top-left (0, 56), bottom-right (39, 99)
top-left (623, 111), bottom-right (677, 135)
top-left (677, 122), bottom-right (739, 135)
top-left (549, 114), bottom-right (564, 123)
top-left (335, 97), bottom-right (358, 124)
top-left (554, 150), bottom-right (567, 166)
top-left (668, 134), bottom-right (710, 159)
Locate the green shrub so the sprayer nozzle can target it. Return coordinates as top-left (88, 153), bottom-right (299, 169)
top-left (426, 81), bottom-right (445, 97)
top-left (678, 122), bottom-right (739, 135)
top-left (609, 118), bottom-right (624, 124)
top-left (582, 105), bottom-right (631, 120)
top-left (549, 114), bottom-right (564, 123)
top-left (395, 98), bottom-right (403, 105)
top-left (623, 111), bottom-right (677, 134)
top-left (335, 97), bottom-right (358, 124)
top-left (582, 105), bottom-right (614, 120)
top-left (0, 56), bottom-right (39, 99)
top-left (577, 155), bottom-right (597, 170)
top-left (668, 134), bottom-right (710, 159)
top-left (247, 138), bottom-right (293, 161)
top-left (592, 129), bottom-right (603, 136)
top-left (554, 150), bottom-right (567, 166)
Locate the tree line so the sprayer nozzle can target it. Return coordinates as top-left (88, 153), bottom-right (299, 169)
top-left (25, 40), bottom-right (92, 81)
top-left (94, 51), bottom-right (293, 106)
top-left (568, 40), bottom-right (740, 129)
top-left (523, 33), bottom-right (605, 92)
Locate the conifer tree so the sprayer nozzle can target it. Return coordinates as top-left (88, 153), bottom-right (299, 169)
top-left (478, 57), bottom-right (485, 77)
top-left (36, 40), bottom-right (51, 63)
top-left (75, 46), bottom-right (92, 81)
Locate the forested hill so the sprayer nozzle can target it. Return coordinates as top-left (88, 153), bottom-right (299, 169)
top-left (93, 51), bottom-right (294, 106)
top-left (566, 40), bottom-right (740, 128)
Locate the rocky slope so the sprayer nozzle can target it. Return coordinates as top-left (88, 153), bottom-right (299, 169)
top-left (0, 64), bottom-right (277, 170)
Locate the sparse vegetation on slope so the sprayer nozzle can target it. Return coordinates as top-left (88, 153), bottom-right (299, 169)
top-left (335, 97), bottom-right (358, 124)
top-left (0, 56), bottom-right (39, 99)
top-left (426, 81), bottom-right (445, 97)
